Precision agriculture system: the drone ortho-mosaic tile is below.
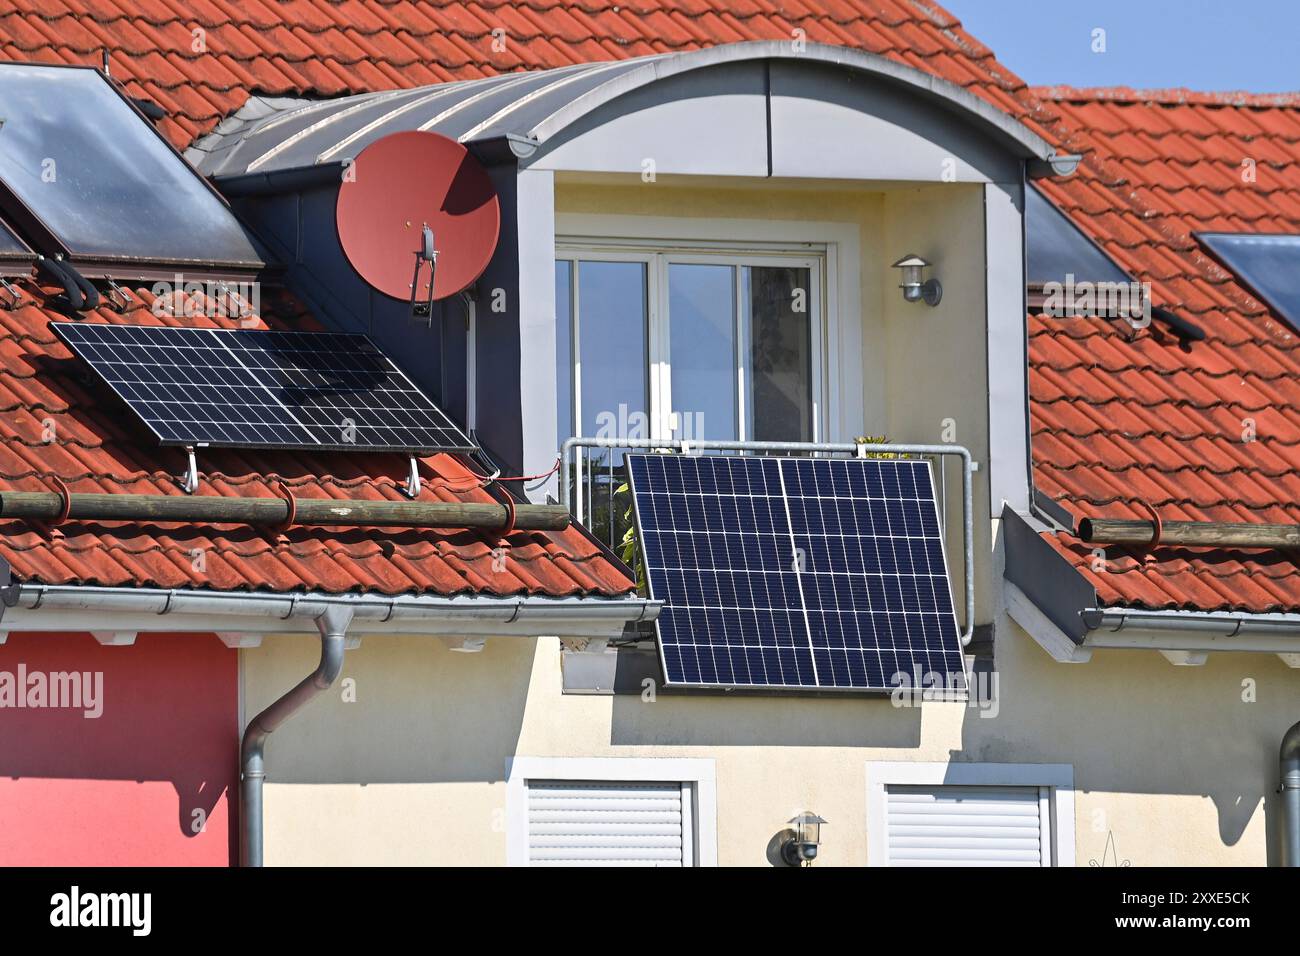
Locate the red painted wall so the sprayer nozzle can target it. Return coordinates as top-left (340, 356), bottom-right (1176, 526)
top-left (0, 632), bottom-right (238, 866)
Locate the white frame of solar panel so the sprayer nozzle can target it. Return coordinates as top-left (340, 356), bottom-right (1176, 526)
top-left (627, 453), bottom-right (967, 694)
top-left (52, 322), bottom-right (475, 454)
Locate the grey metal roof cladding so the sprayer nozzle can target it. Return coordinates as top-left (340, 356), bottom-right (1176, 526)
top-left (189, 41), bottom-right (1058, 179)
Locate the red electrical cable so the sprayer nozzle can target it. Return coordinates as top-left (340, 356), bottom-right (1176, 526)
top-left (438, 456), bottom-right (561, 492)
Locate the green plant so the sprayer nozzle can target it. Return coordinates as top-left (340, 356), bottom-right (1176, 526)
top-left (854, 434), bottom-right (912, 459)
top-left (615, 480), bottom-right (647, 593)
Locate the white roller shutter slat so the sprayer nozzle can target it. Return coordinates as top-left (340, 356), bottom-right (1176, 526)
top-left (527, 780), bottom-right (688, 867)
top-left (885, 785), bottom-right (1047, 867)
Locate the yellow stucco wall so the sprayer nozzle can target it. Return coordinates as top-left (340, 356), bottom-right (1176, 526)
top-left (248, 619), bottom-right (1295, 866)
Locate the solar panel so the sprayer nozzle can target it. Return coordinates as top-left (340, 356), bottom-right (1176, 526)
top-left (0, 64), bottom-right (263, 268)
top-left (627, 454), bottom-right (965, 693)
top-left (1196, 232), bottom-right (1300, 332)
top-left (52, 323), bottom-right (475, 454)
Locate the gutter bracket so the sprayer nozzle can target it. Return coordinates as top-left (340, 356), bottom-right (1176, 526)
top-left (1028, 153), bottom-right (1083, 179)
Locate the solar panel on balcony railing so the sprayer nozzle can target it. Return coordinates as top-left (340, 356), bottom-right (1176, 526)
top-left (626, 453), bottom-right (966, 693)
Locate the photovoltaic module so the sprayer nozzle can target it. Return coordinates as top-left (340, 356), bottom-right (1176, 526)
top-left (627, 453), bottom-right (965, 692)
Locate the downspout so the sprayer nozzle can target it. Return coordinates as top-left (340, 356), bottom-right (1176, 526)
top-left (239, 605), bottom-right (351, 867)
top-left (1283, 719), bottom-right (1300, 867)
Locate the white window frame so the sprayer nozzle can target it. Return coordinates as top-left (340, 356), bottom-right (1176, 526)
top-left (555, 211), bottom-right (862, 445)
top-left (505, 756), bottom-right (718, 867)
top-left (865, 761), bottom-right (1075, 867)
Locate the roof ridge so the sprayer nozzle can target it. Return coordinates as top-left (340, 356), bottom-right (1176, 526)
top-left (1032, 84), bottom-right (1300, 109)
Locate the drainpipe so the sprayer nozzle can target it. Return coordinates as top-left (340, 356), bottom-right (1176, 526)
top-left (239, 605), bottom-right (351, 867)
top-left (1283, 720), bottom-right (1300, 867)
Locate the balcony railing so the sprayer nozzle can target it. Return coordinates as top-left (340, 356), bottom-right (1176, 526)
top-left (559, 437), bottom-right (976, 646)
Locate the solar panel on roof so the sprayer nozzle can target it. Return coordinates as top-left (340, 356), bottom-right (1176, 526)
top-left (0, 64), bottom-right (263, 268)
top-left (52, 323), bottom-right (475, 454)
top-left (627, 454), bottom-right (966, 693)
top-left (1196, 232), bottom-right (1300, 332)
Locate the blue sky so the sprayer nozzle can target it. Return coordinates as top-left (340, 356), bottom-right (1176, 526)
top-left (940, 0), bottom-right (1300, 93)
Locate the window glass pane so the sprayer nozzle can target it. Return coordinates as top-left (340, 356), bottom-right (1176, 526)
top-left (668, 263), bottom-right (736, 441)
top-left (0, 64), bottom-right (263, 266)
top-left (1197, 232), bottom-right (1300, 332)
top-left (746, 265), bottom-right (813, 441)
top-left (554, 260), bottom-right (573, 449)
top-left (1025, 184), bottom-right (1128, 285)
top-left (574, 259), bottom-right (646, 551)
top-left (577, 260), bottom-right (648, 441)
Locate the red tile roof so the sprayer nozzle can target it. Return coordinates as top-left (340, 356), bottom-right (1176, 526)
top-left (0, 280), bottom-right (633, 597)
top-left (1027, 86), bottom-right (1300, 613)
top-left (11, 1), bottom-right (1292, 614)
top-left (0, 0), bottom-right (1056, 602)
top-left (1, 0), bottom-right (1052, 151)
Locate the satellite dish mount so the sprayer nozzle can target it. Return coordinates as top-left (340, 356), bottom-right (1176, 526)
top-left (410, 223), bottom-right (437, 325)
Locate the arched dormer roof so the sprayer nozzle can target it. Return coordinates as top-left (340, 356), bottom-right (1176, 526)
top-left (192, 41), bottom-right (1059, 184)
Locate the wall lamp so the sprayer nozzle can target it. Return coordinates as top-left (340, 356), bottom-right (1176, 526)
top-left (781, 811), bottom-right (827, 866)
top-left (892, 254), bottom-right (942, 307)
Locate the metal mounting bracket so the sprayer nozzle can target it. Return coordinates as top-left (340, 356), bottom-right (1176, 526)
top-left (178, 446), bottom-right (200, 495)
top-left (0, 277), bottom-right (20, 310)
top-left (103, 278), bottom-right (131, 313)
top-left (401, 455), bottom-right (421, 499)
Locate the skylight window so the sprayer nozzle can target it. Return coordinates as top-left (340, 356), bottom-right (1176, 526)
top-left (0, 63), bottom-right (264, 271)
top-left (1197, 232), bottom-right (1300, 332)
top-left (1025, 184), bottom-right (1129, 286)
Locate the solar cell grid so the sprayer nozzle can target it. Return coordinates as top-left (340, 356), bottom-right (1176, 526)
top-left (627, 453), bottom-right (965, 693)
top-left (51, 322), bottom-right (474, 453)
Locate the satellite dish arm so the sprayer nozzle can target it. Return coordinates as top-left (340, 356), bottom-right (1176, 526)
top-left (410, 223), bottom-right (438, 322)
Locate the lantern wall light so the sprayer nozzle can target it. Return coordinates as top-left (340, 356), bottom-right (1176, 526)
top-left (892, 253), bottom-right (942, 307)
top-left (781, 811), bottom-right (827, 866)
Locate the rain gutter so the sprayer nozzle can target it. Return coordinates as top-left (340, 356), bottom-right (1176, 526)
top-left (2, 584), bottom-right (660, 640)
top-left (1080, 607), bottom-right (1300, 649)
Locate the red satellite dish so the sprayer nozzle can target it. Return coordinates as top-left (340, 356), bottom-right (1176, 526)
top-left (336, 131), bottom-right (501, 301)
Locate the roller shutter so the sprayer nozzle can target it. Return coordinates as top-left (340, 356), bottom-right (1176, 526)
top-left (883, 784), bottom-right (1050, 866)
top-left (525, 780), bottom-right (693, 866)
